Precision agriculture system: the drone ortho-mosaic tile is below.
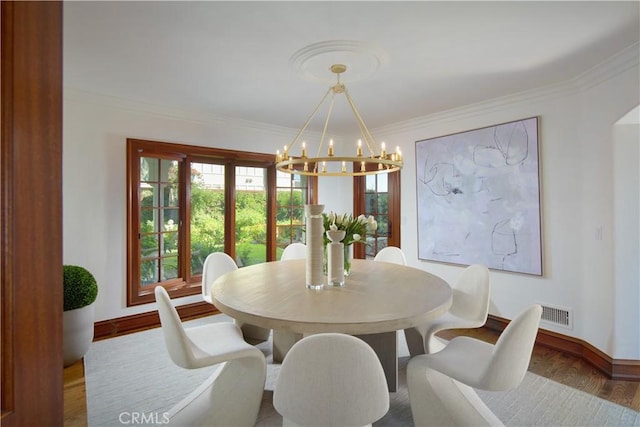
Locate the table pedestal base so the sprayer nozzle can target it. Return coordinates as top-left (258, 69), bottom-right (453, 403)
top-left (356, 332), bottom-right (398, 392)
top-left (272, 330), bottom-right (398, 392)
top-left (273, 330), bottom-right (303, 364)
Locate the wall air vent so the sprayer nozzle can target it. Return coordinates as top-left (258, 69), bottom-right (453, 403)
top-left (539, 304), bottom-right (572, 329)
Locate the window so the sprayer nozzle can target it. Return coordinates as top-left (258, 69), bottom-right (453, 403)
top-left (353, 171), bottom-right (401, 259)
top-left (138, 155), bottom-right (182, 286)
top-left (234, 165), bottom-right (268, 266)
top-left (275, 172), bottom-right (316, 259)
top-left (127, 139), bottom-right (316, 306)
top-left (189, 160), bottom-right (225, 275)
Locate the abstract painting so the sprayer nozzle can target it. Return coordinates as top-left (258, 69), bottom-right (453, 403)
top-left (415, 117), bottom-right (542, 275)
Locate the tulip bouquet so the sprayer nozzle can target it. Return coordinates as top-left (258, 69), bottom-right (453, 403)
top-left (323, 212), bottom-right (377, 246)
top-left (322, 212), bottom-right (377, 275)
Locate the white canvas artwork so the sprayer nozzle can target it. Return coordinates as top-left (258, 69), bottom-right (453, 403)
top-left (415, 117), bottom-right (542, 275)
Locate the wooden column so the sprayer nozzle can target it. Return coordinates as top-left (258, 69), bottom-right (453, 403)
top-left (1, 1), bottom-right (63, 425)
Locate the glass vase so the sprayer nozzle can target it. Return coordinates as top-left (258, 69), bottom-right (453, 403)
top-left (323, 245), bottom-right (328, 276)
top-left (326, 230), bottom-right (346, 286)
top-left (344, 245), bottom-right (353, 276)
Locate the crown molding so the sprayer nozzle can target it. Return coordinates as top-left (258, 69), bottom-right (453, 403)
top-left (63, 87), bottom-right (301, 139)
top-left (572, 42), bottom-right (639, 91)
top-left (64, 87), bottom-right (223, 124)
top-left (65, 42), bottom-right (639, 140)
top-left (376, 43), bottom-right (640, 135)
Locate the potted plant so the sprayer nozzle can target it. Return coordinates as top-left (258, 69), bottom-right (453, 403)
top-left (63, 265), bottom-right (98, 367)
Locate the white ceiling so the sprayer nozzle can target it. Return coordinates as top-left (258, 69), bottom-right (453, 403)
top-left (63, 1), bottom-right (639, 133)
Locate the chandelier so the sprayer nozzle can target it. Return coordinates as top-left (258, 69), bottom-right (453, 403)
top-left (275, 64), bottom-right (403, 177)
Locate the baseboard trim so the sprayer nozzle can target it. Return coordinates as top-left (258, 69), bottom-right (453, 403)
top-left (93, 301), bottom-right (219, 340)
top-left (486, 314), bottom-right (640, 382)
top-left (92, 307), bottom-right (639, 381)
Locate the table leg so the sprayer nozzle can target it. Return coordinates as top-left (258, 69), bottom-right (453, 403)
top-left (272, 330), bottom-right (302, 363)
top-left (356, 331), bottom-right (398, 392)
top-left (403, 326), bottom-right (426, 356)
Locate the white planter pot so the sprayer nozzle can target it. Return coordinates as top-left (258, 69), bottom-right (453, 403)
top-left (63, 302), bottom-right (95, 367)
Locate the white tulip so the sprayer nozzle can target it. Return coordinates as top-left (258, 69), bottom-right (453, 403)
top-left (368, 216), bottom-right (378, 231)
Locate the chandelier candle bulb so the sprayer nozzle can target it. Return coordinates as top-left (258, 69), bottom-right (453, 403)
top-left (301, 142), bottom-right (307, 158)
top-left (328, 139), bottom-right (334, 156)
top-left (380, 142), bottom-right (386, 158)
top-left (304, 162), bottom-right (308, 172)
top-left (342, 161), bottom-right (347, 173)
top-left (361, 161), bottom-right (366, 172)
top-left (357, 139), bottom-right (363, 156)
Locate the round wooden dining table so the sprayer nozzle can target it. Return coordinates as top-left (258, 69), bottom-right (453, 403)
top-left (211, 258), bottom-right (452, 391)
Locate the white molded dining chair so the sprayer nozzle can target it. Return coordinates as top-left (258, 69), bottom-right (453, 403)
top-left (404, 263), bottom-right (491, 354)
top-left (274, 333), bottom-right (390, 427)
top-left (280, 242), bottom-right (306, 260)
top-left (407, 304), bottom-right (542, 427)
top-left (154, 286), bottom-right (266, 426)
top-left (201, 252), bottom-right (238, 304)
top-left (373, 246), bottom-right (407, 265)
top-left (201, 252), bottom-right (271, 343)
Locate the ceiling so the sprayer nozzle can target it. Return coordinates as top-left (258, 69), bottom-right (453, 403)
top-left (63, 1), bottom-right (639, 133)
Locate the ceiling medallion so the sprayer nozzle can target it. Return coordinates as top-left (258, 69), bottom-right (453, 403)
top-left (289, 40), bottom-right (388, 84)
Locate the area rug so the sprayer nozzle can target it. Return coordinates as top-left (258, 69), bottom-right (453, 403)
top-left (85, 314), bottom-right (639, 426)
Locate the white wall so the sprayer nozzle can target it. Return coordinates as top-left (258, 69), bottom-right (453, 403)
top-left (62, 93), bottom-right (347, 321)
top-left (63, 47), bottom-right (639, 358)
top-left (373, 47), bottom-right (639, 359)
top-left (613, 120), bottom-right (639, 358)
top-left (318, 176), bottom-right (353, 214)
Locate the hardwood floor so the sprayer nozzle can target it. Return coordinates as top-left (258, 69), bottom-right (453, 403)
top-left (64, 360), bottom-right (88, 427)
top-left (63, 327), bottom-right (640, 427)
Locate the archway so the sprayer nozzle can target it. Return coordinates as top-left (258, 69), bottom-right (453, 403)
top-left (613, 105), bottom-right (639, 359)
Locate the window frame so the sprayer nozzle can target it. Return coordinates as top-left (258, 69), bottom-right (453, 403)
top-left (126, 138), bottom-right (315, 306)
top-left (353, 170), bottom-right (401, 259)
